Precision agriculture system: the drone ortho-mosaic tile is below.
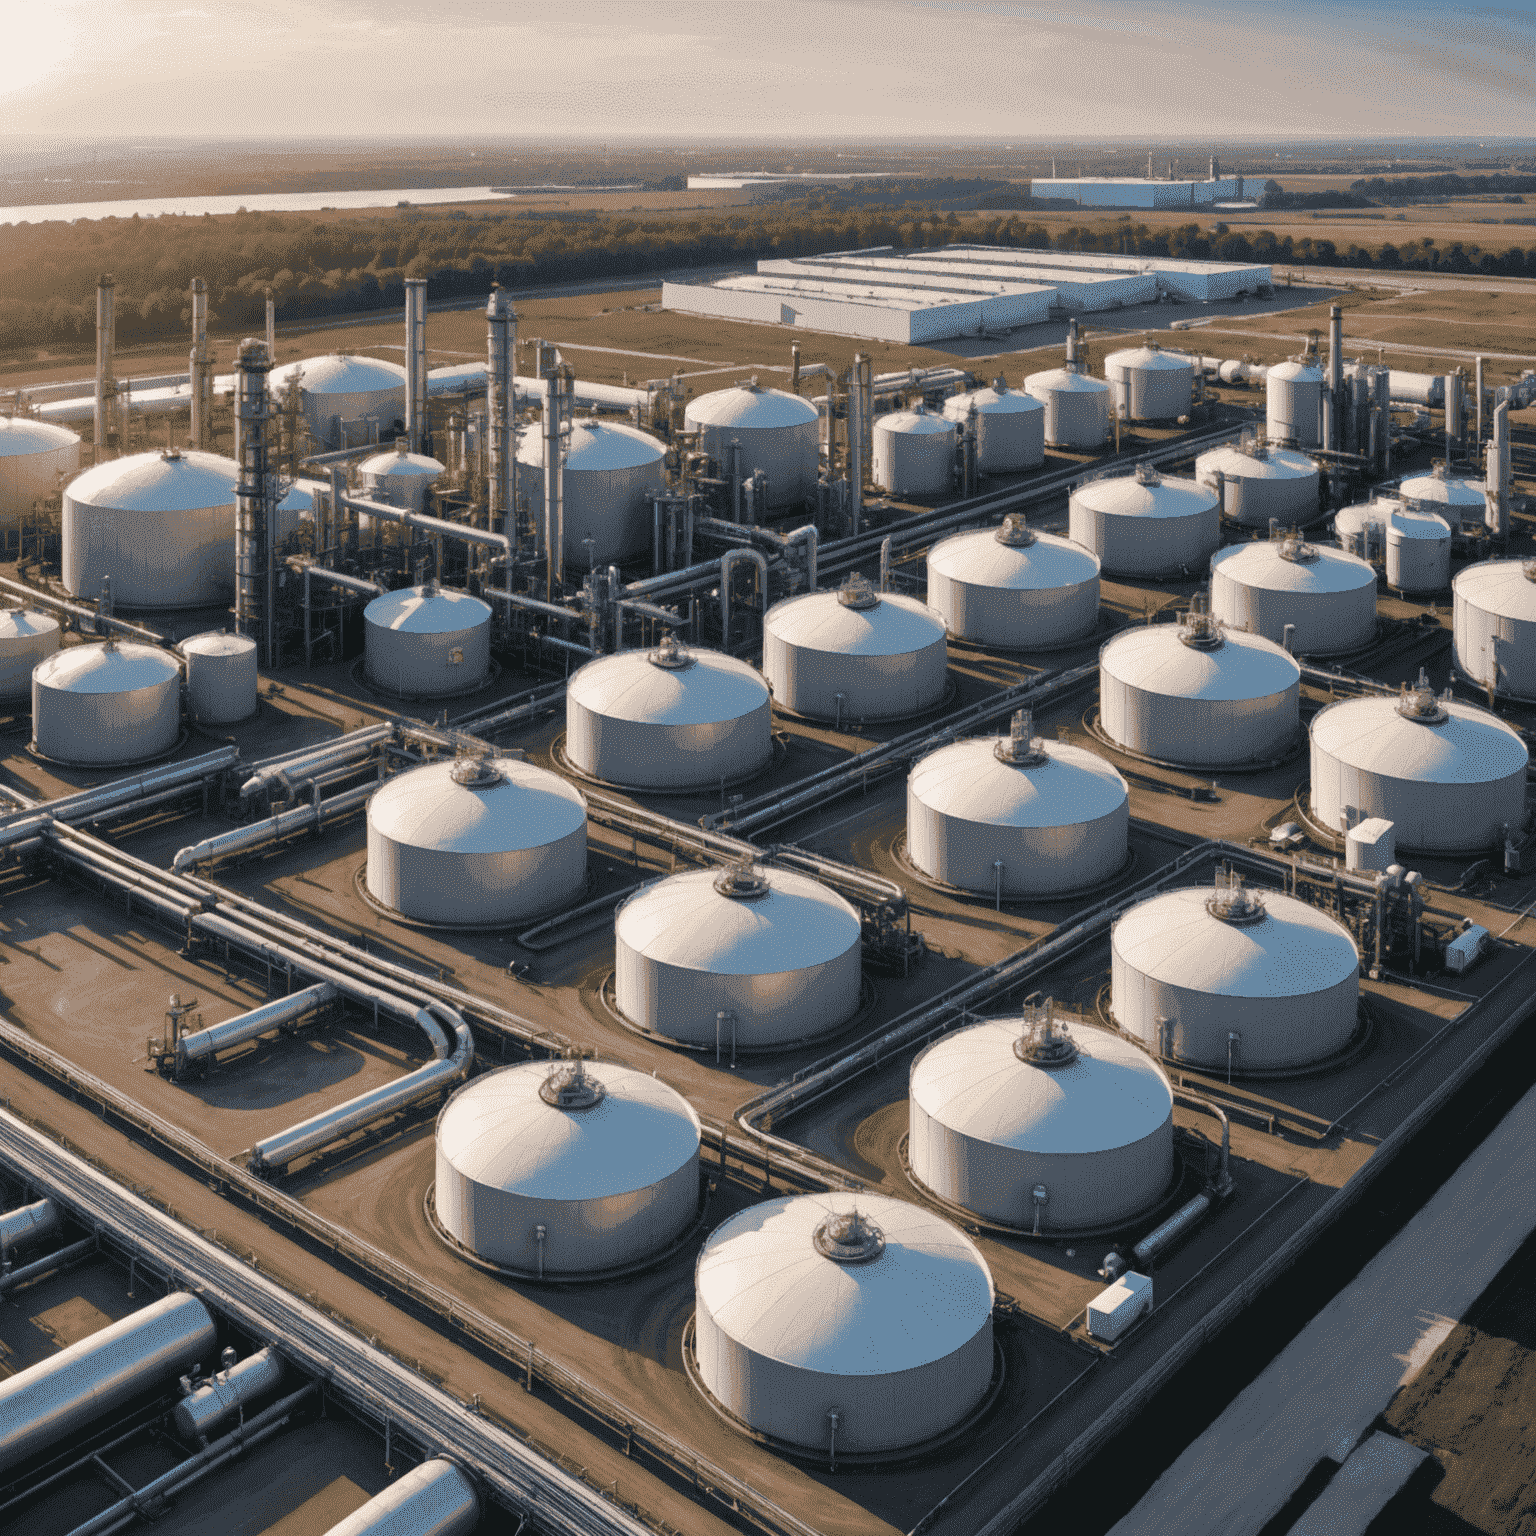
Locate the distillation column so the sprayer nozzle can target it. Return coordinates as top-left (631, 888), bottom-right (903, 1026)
top-left (404, 277), bottom-right (428, 455)
top-left (234, 338), bottom-right (278, 669)
top-left (94, 274), bottom-right (117, 457)
top-left (188, 277), bottom-right (212, 452)
top-left (486, 285), bottom-right (516, 539)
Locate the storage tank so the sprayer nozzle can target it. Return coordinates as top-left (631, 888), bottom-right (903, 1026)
top-left (433, 1057), bottom-right (700, 1275)
top-left (32, 639), bottom-right (182, 765)
top-left (363, 581), bottom-right (491, 697)
top-left (908, 1004), bottom-right (1174, 1230)
top-left (683, 380), bottom-right (820, 510)
top-left (906, 710), bottom-right (1128, 897)
top-left (1103, 345), bottom-right (1194, 422)
top-left (1310, 674), bottom-right (1528, 852)
top-left (0, 605), bottom-right (60, 697)
top-left (0, 415), bottom-right (79, 529)
top-left (1099, 601), bottom-right (1301, 767)
top-left (274, 480), bottom-right (316, 545)
top-left (181, 631), bottom-right (258, 724)
top-left (614, 862), bottom-right (862, 1049)
top-left (1399, 465), bottom-right (1487, 532)
top-left (942, 379), bottom-right (1044, 473)
top-left (1334, 495), bottom-right (1393, 561)
top-left (516, 417), bottom-right (667, 569)
top-left (357, 438), bottom-right (444, 514)
top-left (62, 448), bottom-right (238, 609)
top-left (1209, 533), bottom-right (1378, 656)
top-left (1068, 463), bottom-right (1221, 578)
top-left (926, 514), bottom-right (1099, 649)
top-left (872, 404), bottom-right (957, 497)
top-left (271, 353), bottom-right (406, 449)
top-left (366, 753), bottom-right (586, 926)
top-left (1023, 367), bottom-right (1111, 450)
top-left (1454, 560), bottom-right (1536, 699)
top-left (1264, 358), bottom-right (1325, 447)
top-left (565, 634), bottom-right (771, 790)
top-left (1385, 504), bottom-right (1452, 594)
top-left (1112, 869), bottom-right (1361, 1072)
top-left (321, 1460), bottom-right (479, 1536)
top-left (763, 576), bottom-right (948, 723)
top-left (693, 1192), bottom-right (994, 1456)
top-left (1196, 441), bottom-right (1320, 527)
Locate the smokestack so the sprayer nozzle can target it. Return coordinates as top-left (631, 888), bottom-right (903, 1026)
top-left (1486, 397), bottom-right (1510, 539)
top-left (264, 290), bottom-right (275, 356)
top-left (485, 285), bottom-right (516, 539)
top-left (94, 274), bottom-right (117, 456)
top-left (1065, 316), bottom-right (1079, 369)
top-left (1475, 355), bottom-right (1485, 448)
top-left (539, 342), bottom-right (574, 599)
top-left (1210, 155), bottom-right (1219, 181)
top-left (1324, 304), bottom-right (1343, 452)
top-left (1444, 368), bottom-right (1463, 460)
top-left (233, 338), bottom-right (277, 669)
top-left (1147, 151), bottom-right (1154, 179)
top-left (188, 277), bottom-right (211, 451)
top-left (404, 277), bottom-right (428, 455)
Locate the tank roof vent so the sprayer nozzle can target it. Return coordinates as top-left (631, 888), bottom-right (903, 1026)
top-left (836, 573), bottom-right (881, 610)
top-left (1178, 590), bottom-right (1224, 650)
top-left (1206, 863), bottom-right (1267, 925)
top-left (1012, 995), bottom-right (1080, 1068)
top-left (995, 513), bottom-right (1037, 548)
top-left (1396, 667), bottom-right (1448, 724)
top-left (1134, 460), bottom-right (1162, 486)
top-left (1523, 559), bottom-right (1536, 584)
top-left (647, 631), bottom-right (695, 670)
top-left (812, 1206), bottom-right (885, 1264)
top-left (1277, 531), bottom-right (1318, 565)
top-left (449, 751), bottom-right (504, 789)
top-left (994, 708), bottom-right (1048, 767)
top-left (539, 1055), bottom-right (606, 1110)
top-left (713, 858), bottom-right (771, 900)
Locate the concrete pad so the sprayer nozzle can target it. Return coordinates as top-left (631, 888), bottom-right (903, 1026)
top-left (1289, 1432), bottom-right (1427, 1536)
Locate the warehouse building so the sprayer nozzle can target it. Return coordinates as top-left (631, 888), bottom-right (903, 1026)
top-left (1029, 175), bottom-right (1245, 208)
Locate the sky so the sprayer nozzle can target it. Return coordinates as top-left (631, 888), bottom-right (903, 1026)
top-left (0, 0), bottom-right (1530, 140)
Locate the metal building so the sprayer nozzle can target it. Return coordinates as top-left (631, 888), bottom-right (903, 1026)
top-left (1022, 367), bottom-right (1111, 450)
top-left (1453, 560), bottom-right (1536, 699)
top-left (941, 381), bottom-right (1045, 473)
top-left (1196, 441), bottom-right (1320, 527)
top-left (363, 581), bottom-right (492, 697)
top-left (0, 415), bottom-right (79, 529)
top-left (181, 630), bottom-right (258, 724)
top-left (1209, 533), bottom-right (1378, 655)
top-left (1385, 504), bottom-right (1452, 594)
top-left (32, 640), bottom-right (182, 765)
top-left (1102, 346), bottom-right (1194, 422)
top-left (1265, 358), bottom-right (1325, 447)
top-left (358, 439), bottom-right (445, 514)
top-left (1399, 466), bottom-right (1487, 532)
top-left (0, 605), bottom-right (60, 697)
top-left (871, 405), bottom-right (957, 497)
top-left (434, 1057), bottom-right (700, 1275)
top-left (683, 382), bottom-right (820, 510)
top-left (270, 353), bottom-right (406, 450)
top-left (1068, 464), bottom-right (1220, 578)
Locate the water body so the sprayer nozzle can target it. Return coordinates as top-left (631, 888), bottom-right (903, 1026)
top-left (0, 186), bottom-right (513, 226)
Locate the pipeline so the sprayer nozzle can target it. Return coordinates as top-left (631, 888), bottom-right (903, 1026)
top-left (301, 564), bottom-right (384, 601)
top-left (0, 1198), bottom-right (59, 1254)
top-left (0, 1236), bottom-right (98, 1296)
top-left (241, 726), bottom-right (396, 800)
top-left (340, 493), bottom-right (512, 564)
top-left (1174, 1090), bottom-right (1233, 1195)
top-left (721, 547), bottom-right (770, 647)
top-left (173, 984), bottom-right (337, 1073)
top-left (172, 782), bottom-right (374, 872)
top-left (483, 587), bottom-right (585, 626)
top-left (0, 575), bottom-right (167, 648)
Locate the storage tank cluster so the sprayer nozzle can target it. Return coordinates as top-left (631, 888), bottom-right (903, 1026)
top-left (1069, 463), bottom-right (1220, 578)
top-left (1209, 529), bottom-right (1378, 656)
top-left (0, 415), bottom-right (80, 528)
top-left (942, 379), bottom-right (1044, 474)
top-left (363, 580), bottom-right (492, 697)
top-left (1024, 366), bottom-right (1111, 449)
top-left (1265, 357), bottom-right (1325, 448)
top-left (1196, 440), bottom-right (1320, 528)
top-left (1103, 345), bottom-right (1194, 422)
top-left (872, 403), bottom-right (956, 497)
top-left (271, 353), bottom-right (406, 449)
top-left (32, 637), bottom-right (182, 766)
top-left (684, 380), bottom-right (820, 510)
top-left (1454, 560), bottom-right (1536, 700)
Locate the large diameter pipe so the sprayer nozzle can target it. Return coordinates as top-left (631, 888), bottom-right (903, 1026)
top-left (0, 575), bottom-right (166, 648)
top-left (0, 1198), bottom-right (59, 1255)
top-left (172, 1347), bottom-right (286, 1440)
top-left (0, 1292), bottom-right (217, 1472)
top-left (721, 548), bottom-right (769, 648)
top-left (173, 782), bottom-right (373, 871)
top-left (340, 494), bottom-right (510, 564)
top-left (1132, 1192), bottom-right (1213, 1271)
top-left (319, 1457), bottom-right (479, 1536)
top-left (175, 983), bottom-right (337, 1070)
top-left (241, 726), bottom-right (395, 800)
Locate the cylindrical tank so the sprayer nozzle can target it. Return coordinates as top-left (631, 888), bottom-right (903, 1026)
top-left (363, 582), bottom-right (492, 697)
top-left (1196, 441), bottom-right (1320, 527)
top-left (925, 515), bottom-right (1099, 649)
top-left (1334, 496), bottom-right (1394, 561)
top-left (1099, 606), bottom-right (1301, 767)
top-left (909, 1008), bottom-right (1173, 1230)
top-left (32, 641), bottom-right (182, 765)
top-left (273, 479), bottom-right (316, 546)
top-left (614, 863), bottom-right (862, 1048)
top-left (271, 353), bottom-right (407, 449)
top-left (693, 1192), bottom-right (994, 1455)
top-left (0, 606), bottom-right (61, 697)
top-left (516, 418), bottom-right (667, 568)
top-left (366, 754), bottom-right (587, 926)
top-left (942, 380), bottom-right (1044, 473)
top-left (1023, 367), bottom-right (1111, 449)
top-left (1454, 560), bottom-right (1536, 699)
top-left (1112, 873), bottom-right (1360, 1072)
top-left (0, 1293), bottom-right (217, 1472)
top-left (1068, 464), bottom-right (1221, 578)
top-left (319, 1459), bottom-right (479, 1536)
top-left (1209, 534), bottom-right (1378, 656)
top-left (173, 1348), bottom-right (284, 1440)
top-left (62, 449), bottom-right (238, 609)
top-left (0, 416), bottom-right (80, 530)
top-left (1265, 358), bottom-right (1325, 447)
top-left (1103, 345), bottom-right (1194, 421)
top-left (872, 404), bottom-right (957, 497)
top-left (181, 631), bottom-right (257, 724)
top-left (683, 381), bottom-right (820, 509)
top-left (357, 439), bottom-right (444, 515)
top-left (565, 636), bottom-right (771, 789)
top-left (763, 577), bottom-right (948, 723)
top-left (1399, 465), bottom-right (1487, 530)
top-left (1385, 504), bottom-right (1452, 593)
top-left (434, 1058), bottom-right (701, 1275)
top-left (906, 711), bottom-right (1128, 896)
top-left (1310, 680), bottom-right (1528, 851)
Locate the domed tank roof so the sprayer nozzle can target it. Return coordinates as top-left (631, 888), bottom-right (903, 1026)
top-left (910, 730), bottom-right (1127, 829)
top-left (1454, 559), bottom-right (1536, 623)
top-left (1335, 496), bottom-right (1396, 535)
top-left (943, 381), bottom-right (1043, 419)
top-left (1101, 617), bottom-right (1300, 700)
top-left (278, 481), bottom-right (314, 513)
top-left (180, 631), bottom-right (255, 660)
top-left (1197, 443), bottom-right (1318, 482)
top-left (567, 638), bottom-right (767, 726)
top-left (1268, 357), bottom-right (1325, 384)
top-left (928, 518), bottom-right (1100, 592)
top-left (695, 1192), bottom-right (993, 1375)
top-left (1113, 884), bottom-right (1359, 1001)
top-left (1400, 467), bottom-right (1486, 507)
top-left (1311, 688), bottom-right (1528, 785)
top-left (516, 417), bottom-right (666, 472)
top-left (1388, 505), bottom-right (1452, 541)
top-left (1210, 536), bottom-right (1377, 595)
top-left (684, 381), bottom-right (818, 430)
top-left (34, 640), bottom-right (180, 694)
top-left (1023, 367), bottom-right (1111, 395)
top-left (615, 863), bottom-right (861, 976)
top-left (364, 583), bottom-right (491, 636)
top-left (370, 755), bottom-right (585, 855)
top-left (271, 354), bottom-right (406, 396)
top-left (359, 442), bottom-right (445, 480)
top-left (1073, 466), bottom-right (1217, 521)
top-left (910, 1015), bottom-right (1171, 1156)
top-left (1105, 345), bottom-right (1194, 373)
top-left (0, 607), bottom-right (60, 642)
top-left (436, 1058), bottom-right (699, 1203)
top-left (765, 581), bottom-right (946, 658)
top-left (876, 403), bottom-right (956, 437)
top-left (65, 449), bottom-right (238, 512)
top-left (0, 416), bottom-right (79, 456)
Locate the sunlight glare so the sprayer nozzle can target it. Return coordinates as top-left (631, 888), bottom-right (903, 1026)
top-left (0, 2), bottom-right (78, 98)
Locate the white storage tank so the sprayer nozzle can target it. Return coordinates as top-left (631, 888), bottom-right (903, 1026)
top-left (1099, 602), bottom-right (1301, 767)
top-left (1103, 345), bottom-right (1194, 422)
top-left (181, 631), bottom-right (258, 724)
top-left (32, 640), bottom-right (182, 765)
top-left (0, 606), bottom-right (60, 697)
top-left (1399, 465), bottom-right (1487, 532)
top-left (1454, 560), bottom-right (1536, 699)
top-left (907, 710), bottom-right (1128, 897)
top-left (872, 404), bottom-right (956, 497)
top-left (1310, 675), bottom-right (1528, 852)
top-left (683, 381), bottom-right (820, 510)
top-left (516, 417), bottom-right (666, 569)
top-left (1209, 533), bottom-right (1378, 656)
top-left (763, 576), bottom-right (948, 723)
top-left (908, 1004), bottom-right (1174, 1230)
top-left (1265, 358), bottom-right (1325, 447)
top-left (357, 438), bottom-right (444, 515)
top-left (1385, 504), bottom-right (1452, 594)
top-left (565, 635), bottom-right (771, 790)
top-left (1334, 495), bottom-right (1394, 561)
top-left (942, 379), bottom-right (1044, 473)
top-left (271, 353), bottom-right (406, 449)
top-left (1068, 463), bottom-right (1221, 579)
top-left (367, 753), bottom-right (586, 926)
top-left (1196, 441), bottom-right (1320, 527)
top-left (363, 581), bottom-right (491, 697)
top-left (274, 480), bottom-right (316, 545)
top-left (0, 416), bottom-right (79, 529)
top-left (433, 1057), bottom-right (699, 1275)
top-left (1023, 367), bottom-right (1111, 450)
top-left (1112, 869), bottom-right (1361, 1072)
top-left (614, 862), bottom-right (862, 1049)
top-left (63, 449), bottom-right (238, 609)
top-left (693, 1192), bottom-right (994, 1456)
top-left (926, 515), bottom-right (1099, 649)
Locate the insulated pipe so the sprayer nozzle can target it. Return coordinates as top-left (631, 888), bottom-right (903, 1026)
top-left (340, 494), bottom-right (510, 566)
top-left (617, 597), bottom-right (681, 628)
top-left (1133, 1193), bottom-right (1213, 1271)
top-left (172, 1347), bottom-right (286, 1441)
top-left (240, 726), bottom-right (395, 800)
top-left (302, 564), bottom-right (383, 614)
top-left (784, 524), bottom-right (818, 591)
top-left (0, 575), bottom-right (166, 647)
top-left (175, 984), bottom-right (337, 1072)
top-left (482, 587), bottom-right (585, 626)
top-left (318, 1458), bottom-right (480, 1536)
top-left (172, 782), bottom-right (373, 871)
top-left (1174, 1091), bottom-right (1233, 1196)
top-left (0, 1198), bottom-right (59, 1256)
top-left (404, 278), bottom-right (428, 455)
top-left (188, 278), bottom-right (211, 452)
top-left (0, 1237), bottom-right (98, 1298)
top-left (720, 547), bottom-right (769, 648)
